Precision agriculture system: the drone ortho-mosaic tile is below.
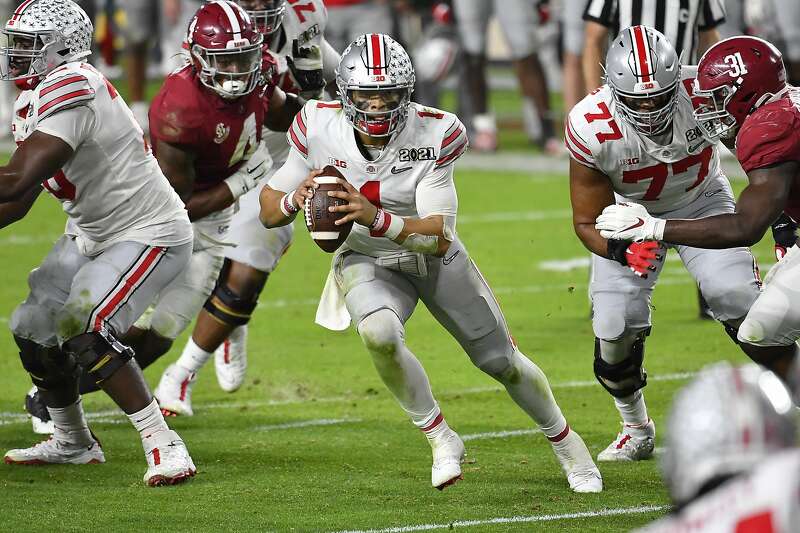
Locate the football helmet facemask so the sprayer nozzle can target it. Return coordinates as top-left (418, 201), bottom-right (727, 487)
top-left (0, 0), bottom-right (93, 89)
top-left (234, 0), bottom-right (285, 36)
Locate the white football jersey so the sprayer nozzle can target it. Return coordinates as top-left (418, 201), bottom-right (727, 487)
top-left (264, 0), bottom-right (331, 164)
top-left (269, 100), bottom-right (468, 257)
top-left (13, 62), bottom-right (191, 256)
top-left (566, 66), bottom-right (724, 215)
top-left (638, 450), bottom-right (800, 532)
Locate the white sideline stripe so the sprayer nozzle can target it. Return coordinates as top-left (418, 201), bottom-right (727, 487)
top-left (331, 505), bottom-right (669, 533)
top-left (253, 275), bottom-right (697, 310)
top-left (462, 428), bottom-right (540, 441)
top-left (254, 418), bottom-right (360, 431)
top-left (0, 373), bottom-right (695, 426)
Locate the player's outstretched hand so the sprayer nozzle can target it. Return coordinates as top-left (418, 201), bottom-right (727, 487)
top-left (595, 203), bottom-right (666, 241)
top-left (291, 169), bottom-right (325, 210)
top-left (327, 178), bottom-right (379, 227)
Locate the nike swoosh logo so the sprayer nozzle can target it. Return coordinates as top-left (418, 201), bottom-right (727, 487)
top-left (391, 165), bottom-right (412, 174)
top-left (442, 250), bottom-right (460, 265)
top-left (704, 188), bottom-right (724, 197)
top-left (621, 218), bottom-right (645, 232)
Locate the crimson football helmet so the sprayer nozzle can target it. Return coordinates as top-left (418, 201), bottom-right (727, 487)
top-left (694, 36), bottom-right (788, 140)
top-left (188, 1), bottom-right (263, 99)
top-left (234, 0), bottom-right (285, 36)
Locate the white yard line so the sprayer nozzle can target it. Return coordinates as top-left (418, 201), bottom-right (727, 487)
top-left (0, 373), bottom-right (695, 426)
top-left (462, 429), bottom-right (540, 441)
top-left (331, 505), bottom-right (670, 533)
top-left (254, 418), bottom-right (360, 431)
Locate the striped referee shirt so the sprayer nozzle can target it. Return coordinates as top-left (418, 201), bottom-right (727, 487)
top-left (583, 0), bottom-right (726, 62)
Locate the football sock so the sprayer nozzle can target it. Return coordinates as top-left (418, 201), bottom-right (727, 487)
top-left (49, 398), bottom-right (94, 446)
top-left (176, 337), bottom-right (213, 373)
top-left (615, 390), bottom-right (650, 428)
top-left (358, 310), bottom-right (439, 424)
top-left (415, 404), bottom-right (451, 442)
top-left (499, 350), bottom-right (569, 441)
top-left (128, 398), bottom-right (169, 439)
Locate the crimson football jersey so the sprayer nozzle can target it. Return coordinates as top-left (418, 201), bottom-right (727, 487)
top-left (149, 65), bottom-right (267, 192)
top-left (736, 87), bottom-right (800, 221)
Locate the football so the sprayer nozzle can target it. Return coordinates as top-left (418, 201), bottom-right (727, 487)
top-left (304, 165), bottom-right (354, 253)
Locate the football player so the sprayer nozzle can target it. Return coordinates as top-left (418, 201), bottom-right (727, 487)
top-left (594, 36), bottom-right (800, 386)
top-left (0, 0), bottom-right (195, 485)
top-left (162, 0), bottom-right (341, 406)
top-left (636, 362), bottom-right (799, 531)
top-left (94, 0), bottom-right (304, 417)
top-left (567, 26), bottom-right (766, 463)
top-left (259, 33), bottom-right (603, 493)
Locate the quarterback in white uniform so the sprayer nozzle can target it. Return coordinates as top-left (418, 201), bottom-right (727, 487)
top-left (261, 33), bottom-right (602, 493)
top-left (637, 362), bottom-right (799, 532)
top-left (0, 0), bottom-right (195, 485)
top-left (568, 26), bottom-right (762, 462)
top-left (174, 0), bottom-right (341, 397)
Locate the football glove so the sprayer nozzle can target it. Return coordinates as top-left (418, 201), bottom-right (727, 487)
top-left (287, 39), bottom-right (325, 99)
top-left (771, 212), bottom-right (798, 261)
top-left (596, 202), bottom-right (666, 242)
top-left (608, 239), bottom-right (664, 279)
top-left (224, 141), bottom-right (272, 200)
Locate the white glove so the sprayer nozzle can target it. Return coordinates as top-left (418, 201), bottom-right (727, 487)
top-left (595, 202), bottom-right (667, 242)
top-left (224, 141), bottom-right (272, 200)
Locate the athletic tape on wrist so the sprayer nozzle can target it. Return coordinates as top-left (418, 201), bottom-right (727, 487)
top-left (280, 190), bottom-right (298, 217)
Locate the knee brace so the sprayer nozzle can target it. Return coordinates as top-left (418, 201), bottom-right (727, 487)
top-left (62, 327), bottom-right (134, 385)
top-left (202, 260), bottom-right (263, 327)
top-left (593, 330), bottom-right (649, 398)
top-left (15, 336), bottom-right (77, 391)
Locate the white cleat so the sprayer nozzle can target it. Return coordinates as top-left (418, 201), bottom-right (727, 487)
top-left (551, 428), bottom-right (603, 493)
top-left (154, 364), bottom-right (197, 417)
top-left (214, 326), bottom-right (248, 393)
top-left (4, 436), bottom-right (104, 466)
top-left (597, 419), bottom-right (656, 462)
top-left (142, 430), bottom-right (196, 487)
top-left (430, 430), bottom-right (465, 490)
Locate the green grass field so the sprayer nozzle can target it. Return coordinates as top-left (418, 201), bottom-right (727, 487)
top-left (0, 160), bottom-right (774, 532)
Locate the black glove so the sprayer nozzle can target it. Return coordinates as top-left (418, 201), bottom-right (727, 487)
top-left (286, 39), bottom-right (325, 99)
top-left (772, 212), bottom-right (798, 261)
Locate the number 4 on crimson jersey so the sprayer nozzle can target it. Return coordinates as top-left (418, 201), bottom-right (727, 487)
top-left (565, 66), bottom-right (724, 214)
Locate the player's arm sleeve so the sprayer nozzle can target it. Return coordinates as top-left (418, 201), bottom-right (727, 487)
top-left (435, 117), bottom-right (469, 169)
top-left (416, 165), bottom-right (458, 219)
top-left (583, 0), bottom-right (616, 26)
top-left (285, 103), bottom-right (310, 159)
top-left (564, 116), bottom-right (599, 170)
top-left (267, 145), bottom-right (313, 192)
top-left (35, 104), bottom-right (96, 150)
top-left (698, 0), bottom-right (726, 30)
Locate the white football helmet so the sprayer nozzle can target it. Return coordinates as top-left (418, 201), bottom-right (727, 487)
top-left (336, 33), bottom-right (415, 138)
top-left (661, 362), bottom-right (796, 505)
top-left (234, 0), bottom-right (285, 36)
top-left (0, 0), bottom-right (93, 87)
top-left (605, 25), bottom-right (680, 136)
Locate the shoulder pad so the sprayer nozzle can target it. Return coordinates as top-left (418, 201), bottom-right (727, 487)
top-left (35, 67), bottom-right (94, 121)
top-left (565, 89), bottom-right (620, 169)
top-left (737, 104), bottom-right (800, 173)
top-left (435, 114), bottom-right (468, 169)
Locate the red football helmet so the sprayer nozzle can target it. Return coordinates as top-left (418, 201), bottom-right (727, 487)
top-left (694, 36), bottom-right (788, 140)
top-left (187, 0), bottom-right (263, 99)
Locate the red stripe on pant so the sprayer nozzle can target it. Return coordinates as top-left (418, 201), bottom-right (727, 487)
top-left (92, 247), bottom-right (164, 331)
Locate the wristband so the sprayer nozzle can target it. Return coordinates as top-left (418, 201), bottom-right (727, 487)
top-left (369, 208), bottom-right (404, 240)
top-left (280, 190), bottom-right (298, 217)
